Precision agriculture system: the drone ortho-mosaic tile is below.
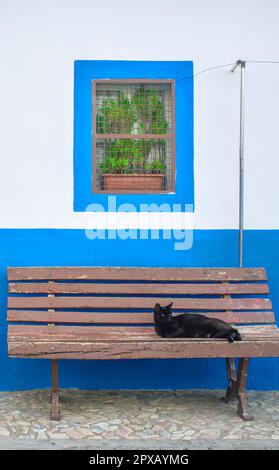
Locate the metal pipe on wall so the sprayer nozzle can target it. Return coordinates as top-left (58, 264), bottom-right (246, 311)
top-left (231, 60), bottom-right (246, 268)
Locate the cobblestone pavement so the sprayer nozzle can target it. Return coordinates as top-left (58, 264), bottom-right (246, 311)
top-left (0, 389), bottom-right (278, 448)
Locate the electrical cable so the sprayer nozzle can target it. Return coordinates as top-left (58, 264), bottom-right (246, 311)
top-left (246, 60), bottom-right (279, 64)
top-left (176, 60), bottom-right (279, 82)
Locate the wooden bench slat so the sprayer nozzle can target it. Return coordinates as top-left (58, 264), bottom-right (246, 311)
top-left (7, 267), bottom-right (267, 281)
top-left (8, 324), bottom-right (279, 343)
top-left (238, 325), bottom-right (279, 335)
top-left (8, 338), bottom-right (279, 359)
top-left (8, 282), bottom-right (270, 295)
top-left (7, 310), bottom-right (275, 325)
top-left (8, 325), bottom-right (155, 341)
top-left (8, 296), bottom-right (272, 310)
top-left (8, 295), bottom-right (272, 312)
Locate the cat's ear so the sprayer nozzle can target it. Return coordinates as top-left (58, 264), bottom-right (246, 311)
top-left (166, 302), bottom-right (173, 311)
top-left (154, 303), bottom-right (162, 314)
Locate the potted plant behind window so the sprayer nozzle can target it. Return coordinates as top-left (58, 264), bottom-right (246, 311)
top-left (97, 87), bottom-right (168, 191)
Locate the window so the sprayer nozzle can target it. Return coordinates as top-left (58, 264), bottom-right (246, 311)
top-left (73, 60), bottom-right (193, 211)
top-left (92, 79), bottom-right (175, 193)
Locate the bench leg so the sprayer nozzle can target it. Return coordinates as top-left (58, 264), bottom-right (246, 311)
top-left (50, 359), bottom-right (61, 421)
top-left (236, 358), bottom-right (254, 421)
top-left (222, 358), bottom-right (238, 403)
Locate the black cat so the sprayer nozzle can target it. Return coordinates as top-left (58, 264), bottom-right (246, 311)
top-left (154, 303), bottom-right (241, 343)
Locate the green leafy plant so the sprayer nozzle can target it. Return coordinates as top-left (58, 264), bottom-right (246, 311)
top-left (146, 160), bottom-right (166, 174)
top-left (132, 86), bottom-right (169, 135)
top-left (99, 156), bottom-right (166, 175)
top-left (97, 86), bottom-right (168, 175)
top-left (104, 139), bottom-right (152, 160)
top-left (99, 156), bottom-right (130, 174)
top-left (97, 94), bottom-right (137, 134)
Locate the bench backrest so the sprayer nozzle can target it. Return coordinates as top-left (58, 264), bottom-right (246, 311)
top-left (7, 267), bottom-right (274, 328)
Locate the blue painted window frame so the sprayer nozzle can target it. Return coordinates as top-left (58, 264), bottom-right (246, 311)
top-left (73, 60), bottom-right (194, 212)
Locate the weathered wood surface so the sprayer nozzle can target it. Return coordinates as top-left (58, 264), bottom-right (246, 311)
top-left (8, 267), bottom-right (267, 281)
top-left (7, 310), bottom-right (275, 325)
top-left (8, 324), bottom-right (279, 342)
top-left (8, 338), bottom-right (279, 359)
top-left (8, 296), bottom-right (272, 310)
top-left (9, 282), bottom-right (269, 295)
top-left (8, 266), bottom-right (278, 363)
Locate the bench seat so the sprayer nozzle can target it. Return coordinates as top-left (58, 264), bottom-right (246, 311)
top-left (8, 325), bottom-right (279, 359)
top-left (7, 266), bottom-right (278, 421)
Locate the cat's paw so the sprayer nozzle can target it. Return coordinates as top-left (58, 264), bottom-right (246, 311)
top-left (227, 331), bottom-right (242, 342)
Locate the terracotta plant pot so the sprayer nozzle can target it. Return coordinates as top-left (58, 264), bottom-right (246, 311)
top-left (103, 173), bottom-right (164, 191)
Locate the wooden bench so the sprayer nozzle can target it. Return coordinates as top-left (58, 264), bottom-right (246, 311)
top-left (7, 266), bottom-right (279, 421)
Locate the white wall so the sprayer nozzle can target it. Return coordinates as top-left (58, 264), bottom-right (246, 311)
top-left (0, 0), bottom-right (278, 229)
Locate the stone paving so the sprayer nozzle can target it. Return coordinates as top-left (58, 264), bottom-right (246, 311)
top-left (0, 389), bottom-right (278, 448)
